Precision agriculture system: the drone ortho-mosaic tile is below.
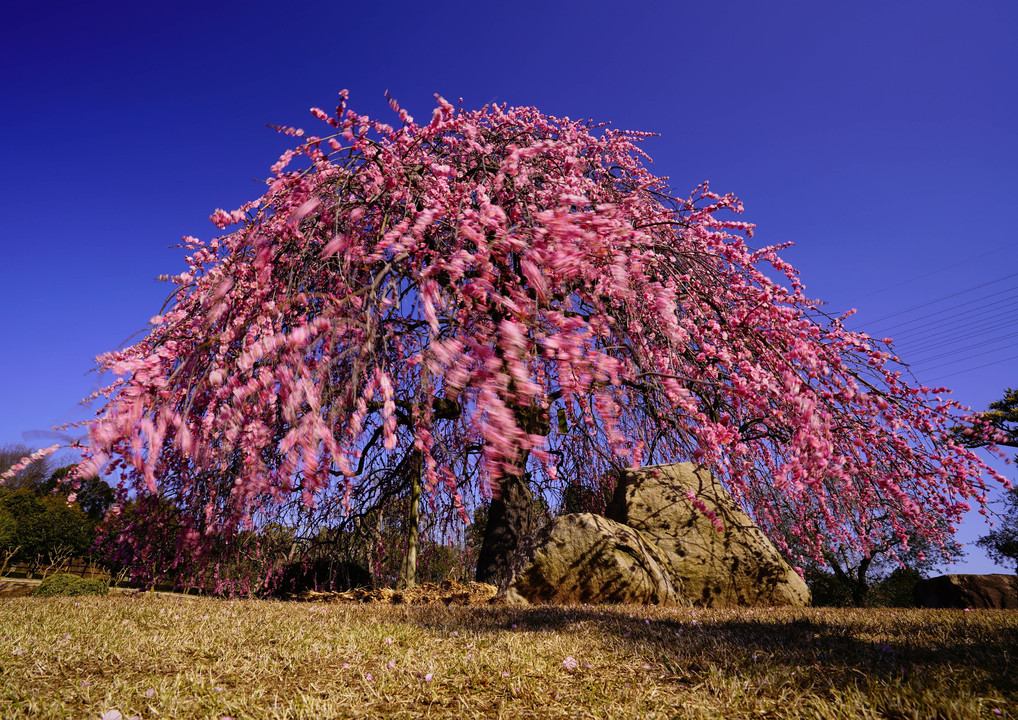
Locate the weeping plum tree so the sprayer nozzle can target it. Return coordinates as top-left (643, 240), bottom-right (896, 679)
top-left (64, 92), bottom-right (1008, 588)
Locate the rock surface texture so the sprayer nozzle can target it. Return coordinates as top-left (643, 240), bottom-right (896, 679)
top-left (506, 463), bottom-right (811, 607)
top-left (503, 513), bottom-right (679, 606)
top-left (913, 574), bottom-right (1018, 609)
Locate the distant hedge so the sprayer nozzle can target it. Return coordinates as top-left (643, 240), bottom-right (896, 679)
top-left (33, 574), bottom-right (108, 597)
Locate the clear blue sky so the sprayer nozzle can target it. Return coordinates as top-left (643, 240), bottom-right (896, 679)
top-left (1, 0), bottom-right (1014, 573)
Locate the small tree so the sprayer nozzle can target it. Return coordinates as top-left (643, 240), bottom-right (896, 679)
top-left (976, 485), bottom-right (1018, 571)
top-left (968, 388), bottom-right (1018, 571)
top-left (92, 495), bottom-right (185, 590)
top-left (0, 488), bottom-right (94, 576)
top-left (803, 533), bottom-right (962, 607)
top-left (68, 94), bottom-right (1006, 586)
top-left (0, 506), bottom-right (18, 576)
top-left (965, 388), bottom-right (1018, 450)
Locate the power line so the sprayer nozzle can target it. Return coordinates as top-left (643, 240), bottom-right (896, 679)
top-left (838, 255), bottom-right (1017, 389)
top-left (891, 309), bottom-right (1018, 356)
top-left (848, 241), bottom-right (1018, 304)
top-left (871, 286), bottom-right (1018, 337)
top-left (910, 343), bottom-right (1018, 373)
top-left (906, 331), bottom-right (1018, 367)
top-left (926, 354), bottom-right (1018, 383)
top-left (856, 271), bottom-right (1018, 329)
top-left (889, 301), bottom-right (1018, 349)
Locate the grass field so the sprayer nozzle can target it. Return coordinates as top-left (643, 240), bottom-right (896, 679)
top-left (0, 593), bottom-right (1015, 719)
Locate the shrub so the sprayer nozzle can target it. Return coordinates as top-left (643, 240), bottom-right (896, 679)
top-left (32, 573), bottom-right (108, 597)
top-left (271, 559), bottom-right (372, 598)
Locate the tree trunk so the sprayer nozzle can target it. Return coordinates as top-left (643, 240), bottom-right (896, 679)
top-left (474, 459), bottom-right (539, 588)
top-left (474, 402), bottom-right (549, 587)
top-left (851, 556), bottom-right (873, 607)
top-left (825, 551), bottom-right (872, 607)
top-left (399, 451), bottom-right (423, 589)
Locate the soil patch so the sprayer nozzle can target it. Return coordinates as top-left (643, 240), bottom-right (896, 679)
top-left (0, 580), bottom-right (40, 598)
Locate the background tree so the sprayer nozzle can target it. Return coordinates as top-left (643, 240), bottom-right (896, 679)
top-left (801, 532), bottom-right (962, 607)
top-left (0, 488), bottom-right (94, 575)
top-left (69, 94), bottom-right (1007, 587)
top-left (0, 446), bottom-right (104, 576)
top-left (972, 387), bottom-right (1018, 570)
top-left (0, 443), bottom-right (57, 492)
top-left (976, 487), bottom-right (1018, 571)
top-left (765, 482), bottom-right (968, 606)
top-left (0, 504), bottom-right (18, 574)
top-left (45, 466), bottom-right (114, 522)
top-left (957, 388), bottom-right (1017, 453)
top-left (981, 387), bottom-right (1017, 448)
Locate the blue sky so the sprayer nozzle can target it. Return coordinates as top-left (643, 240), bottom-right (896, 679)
top-left (1, 0), bottom-right (1015, 573)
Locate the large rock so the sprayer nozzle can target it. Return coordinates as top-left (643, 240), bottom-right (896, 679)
top-left (913, 574), bottom-right (1018, 609)
top-left (504, 513), bottom-right (680, 606)
top-left (605, 463), bottom-right (810, 607)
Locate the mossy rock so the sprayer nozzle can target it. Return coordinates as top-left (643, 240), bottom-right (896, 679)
top-left (605, 463), bottom-right (811, 607)
top-left (32, 574), bottom-right (108, 597)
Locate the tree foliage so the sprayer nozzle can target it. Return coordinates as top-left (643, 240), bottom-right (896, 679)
top-left (0, 488), bottom-right (94, 568)
top-left (45, 466), bottom-right (114, 522)
top-left (975, 487), bottom-right (1018, 572)
top-left (68, 93), bottom-right (1006, 582)
top-left (973, 387), bottom-right (1018, 570)
top-left (958, 387), bottom-right (1018, 453)
top-left (0, 446), bottom-right (106, 573)
top-left (980, 388), bottom-right (1017, 449)
top-left (0, 443), bottom-right (57, 492)
top-left (801, 532), bottom-right (962, 607)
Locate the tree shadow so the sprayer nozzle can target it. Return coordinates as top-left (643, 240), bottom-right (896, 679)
top-left (408, 603), bottom-right (1018, 697)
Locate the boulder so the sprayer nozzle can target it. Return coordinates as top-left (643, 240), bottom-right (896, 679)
top-left (605, 463), bottom-right (810, 607)
top-left (913, 574), bottom-right (1018, 609)
top-left (504, 513), bottom-right (680, 606)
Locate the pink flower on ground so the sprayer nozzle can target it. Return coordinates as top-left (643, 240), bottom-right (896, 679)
top-left (562, 656), bottom-right (578, 670)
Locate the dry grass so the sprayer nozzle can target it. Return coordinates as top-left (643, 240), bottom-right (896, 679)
top-left (0, 592), bottom-right (1015, 719)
